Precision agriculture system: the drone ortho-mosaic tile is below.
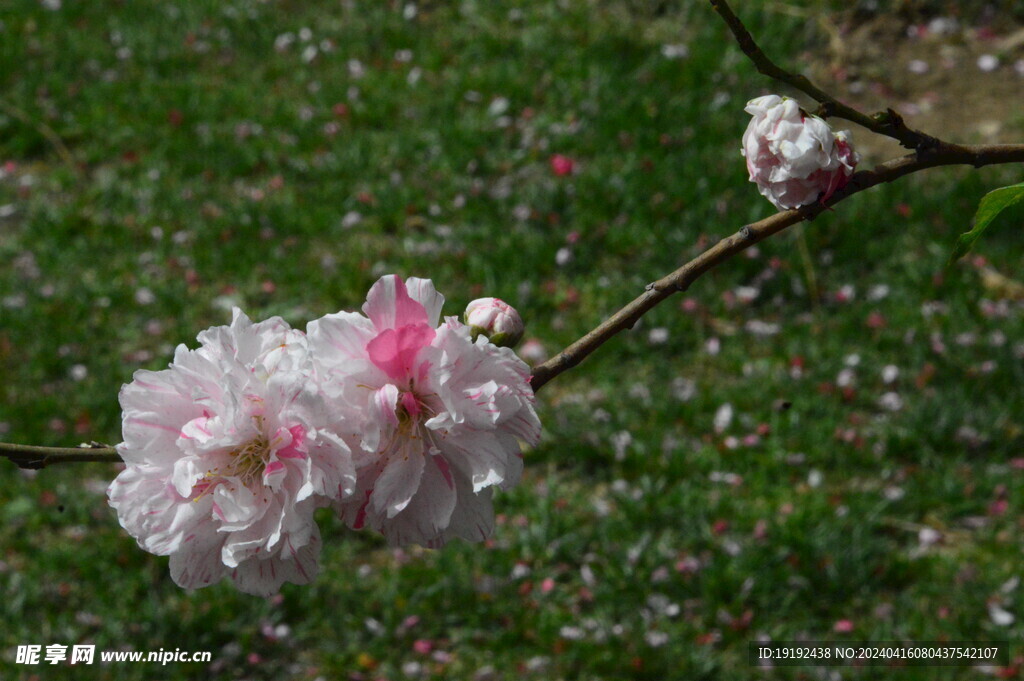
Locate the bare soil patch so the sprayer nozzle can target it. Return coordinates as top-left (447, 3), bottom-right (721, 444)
top-left (800, 10), bottom-right (1024, 163)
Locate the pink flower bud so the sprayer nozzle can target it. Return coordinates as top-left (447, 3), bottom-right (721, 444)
top-left (464, 297), bottom-right (525, 347)
top-left (741, 95), bottom-right (859, 210)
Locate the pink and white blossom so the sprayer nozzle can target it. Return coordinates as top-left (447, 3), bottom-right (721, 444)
top-left (741, 94), bottom-right (859, 210)
top-left (308, 275), bottom-right (541, 548)
top-left (464, 297), bottom-right (525, 347)
top-left (108, 309), bottom-right (356, 596)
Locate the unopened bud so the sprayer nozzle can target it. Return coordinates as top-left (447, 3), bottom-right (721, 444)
top-left (741, 94), bottom-right (859, 210)
top-left (464, 297), bottom-right (524, 347)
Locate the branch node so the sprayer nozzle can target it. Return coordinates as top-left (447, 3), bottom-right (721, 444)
top-left (813, 101), bottom-right (837, 119)
top-left (797, 205), bottom-right (820, 222)
top-left (871, 109), bottom-right (894, 125)
top-left (739, 225), bottom-right (754, 241)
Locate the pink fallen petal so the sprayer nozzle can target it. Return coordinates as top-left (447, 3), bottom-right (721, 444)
top-left (550, 154), bottom-right (575, 176)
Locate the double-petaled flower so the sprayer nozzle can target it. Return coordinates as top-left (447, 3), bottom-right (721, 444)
top-left (109, 276), bottom-right (541, 593)
top-left (108, 310), bottom-right (357, 596)
top-left (309, 276), bottom-right (540, 548)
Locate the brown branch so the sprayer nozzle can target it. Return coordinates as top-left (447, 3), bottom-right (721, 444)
top-left (708, 0), bottom-right (939, 151)
top-left (3, 146), bottom-right (1022, 459)
top-left (0, 441), bottom-right (120, 469)
top-left (530, 143), bottom-right (1024, 392)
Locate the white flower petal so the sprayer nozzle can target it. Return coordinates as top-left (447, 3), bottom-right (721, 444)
top-left (168, 531), bottom-right (226, 591)
top-left (370, 449), bottom-right (426, 518)
top-left (307, 311), bottom-right (377, 361)
top-left (404, 277), bottom-right (446, 327)
top-left (442, 477), bottom-right (495, 545)
top-left (212, 482), bottom-right (262, 528)
top-left (444, 428), bottom-right (520, 492)
top-left (230, 529), bottom-right (321, 596)
top-left (380, 455), bottom-right (458, 547)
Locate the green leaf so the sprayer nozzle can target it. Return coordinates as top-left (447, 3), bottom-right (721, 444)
top-left (950, 182), bottom-right (1024, 264)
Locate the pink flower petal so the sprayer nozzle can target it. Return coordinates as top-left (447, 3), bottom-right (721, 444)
top-left (366, 323), bottom-right (436, 381)
top-left (275, 425), bottom-right (307, 459)
top-left (363, 275), bottom-right (429, 331)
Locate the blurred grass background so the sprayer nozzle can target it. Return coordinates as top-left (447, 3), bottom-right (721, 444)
top-left (1, 0), bottom-right (1023, 679)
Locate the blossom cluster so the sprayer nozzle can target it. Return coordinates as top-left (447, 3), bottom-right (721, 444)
top-left (107, 276), bottom-right (541, 596)
top-left (741, 94), bottom-right (860, 210)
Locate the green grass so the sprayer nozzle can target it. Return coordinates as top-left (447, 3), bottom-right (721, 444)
top-left (1, 0), bottom-right (1023, 679)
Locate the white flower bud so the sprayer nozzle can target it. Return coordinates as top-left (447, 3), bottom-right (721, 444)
top-left (464, 297), bottom-right (524, 347)
top-left (741, 95), bottom-right (859, 210)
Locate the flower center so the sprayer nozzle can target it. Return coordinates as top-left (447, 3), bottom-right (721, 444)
top-left (225, 432), bottom-right (272, 487)
top-left (397, 390), bottom-right (422, 420)
top-left (189, 417), bottom-right (275, 502)
top-left (382, 389), bottom-right (440, 453)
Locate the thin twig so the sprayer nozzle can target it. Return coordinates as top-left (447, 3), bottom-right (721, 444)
top-left (530, 143), bottom-right (1024, 392)
top-left (708, 0), bottom-right (939, 151)
top-left (0, 441), bottom-right (120, 469)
